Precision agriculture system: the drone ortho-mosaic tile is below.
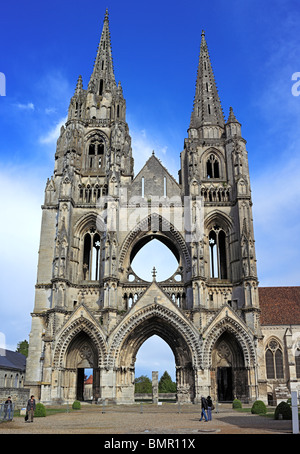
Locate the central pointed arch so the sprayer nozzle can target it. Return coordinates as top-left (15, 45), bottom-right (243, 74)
top-left (119, 213), bottom-right (191, 275)
top-left (107, 303), bottom-right (201, 403)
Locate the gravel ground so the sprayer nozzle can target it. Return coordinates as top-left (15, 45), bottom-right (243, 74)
top-left (0, 403), bottom-right (294, 435)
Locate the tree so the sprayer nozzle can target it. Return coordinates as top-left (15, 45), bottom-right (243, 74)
top-left (158, 371), bottom-right (176, 393)
top-left (134, 375), bottom-right (152, 393)
top-left (16, 340), bottom-right (29, 357)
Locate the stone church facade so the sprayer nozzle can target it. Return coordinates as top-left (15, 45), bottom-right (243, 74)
top-left (25, 10), bottom-right (300, 405)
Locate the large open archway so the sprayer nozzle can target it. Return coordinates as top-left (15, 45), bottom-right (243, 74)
top-left (109, 303), bottom-right (201, 403)
top-left (119, 213), bottom-right (192, 280)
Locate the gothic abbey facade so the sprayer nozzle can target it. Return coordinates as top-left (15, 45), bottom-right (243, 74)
top-left (25, 11), bottom-right (300, 405)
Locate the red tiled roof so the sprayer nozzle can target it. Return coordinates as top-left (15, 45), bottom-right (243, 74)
top-left (259, 287), bottom-right (300, 325)
top-left (84, 374), bottom-right (93, 384)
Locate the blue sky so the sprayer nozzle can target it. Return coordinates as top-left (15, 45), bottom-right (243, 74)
top-left (1, 0), bottom-right (300, 381)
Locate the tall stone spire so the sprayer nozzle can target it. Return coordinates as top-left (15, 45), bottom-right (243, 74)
top-left (88, 8), bottom-right (116, 95)
top-left (189, 31), bottom-right (224, 131)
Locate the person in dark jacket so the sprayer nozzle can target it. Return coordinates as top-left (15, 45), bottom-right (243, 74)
top-left (4, 396), bottom-right (13, 420)
top-left (207, 395), bottom-right (213, 420)
top-left (200, 395), bottom-right (208, 421)
top-left (26, 395), bottom-right (36, 423)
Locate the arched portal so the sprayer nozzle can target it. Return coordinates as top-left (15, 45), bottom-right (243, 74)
top-left (109, 304), bottom-right (201, 404)
top-left (65, 331), bottom-right (100, 402)
top-left (211, 331), bottom-right (249, 402)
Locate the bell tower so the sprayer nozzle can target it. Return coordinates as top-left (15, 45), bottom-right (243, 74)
top-left (25, 10), bottom-right (134, 401)
top-left (180, 30), bottom-right (260, 332)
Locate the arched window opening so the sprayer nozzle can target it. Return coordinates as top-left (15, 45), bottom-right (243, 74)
top-left (87, 137), bottom-right (105, 169)
top-left (265, 339), bottom-right (284, 379)
top-left (131, 238), bottom-right (179, 282)
top-left (206, 154), bottom-right (220, 179)
top-left (209, 227), bottom-right (227, 279)
top-left (83, 229), bottom-right (101, 280)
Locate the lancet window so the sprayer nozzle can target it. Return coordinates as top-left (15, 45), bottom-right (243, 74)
top-left (209, 226), bottom-right (227, 279)
top-left (265, 339), bottom-right (284, 379)
top-left (83, 228), bottom-right (101, 280)
top-left (87, 137), bottom-right (105, 169)
top-left (206, 154), bottom-right (220, 178)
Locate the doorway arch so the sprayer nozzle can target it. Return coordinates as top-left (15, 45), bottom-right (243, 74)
top-left (52, 314), bottom-right (107, 403)
top-left (108, 303), bottom-right (201, 403)
top-left (211, 331), bottom-right (249, 402)
top-left (65, 332), bottom-right (100, 402)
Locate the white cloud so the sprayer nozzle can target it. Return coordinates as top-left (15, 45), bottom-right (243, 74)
top-left (16, 102), bottom-right (35, 110)
top-left (45, 107), bottom-right (57, 115)
top-left (39, 116), bottom-right (67, 144)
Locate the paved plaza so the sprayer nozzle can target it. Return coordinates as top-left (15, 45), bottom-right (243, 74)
top-left (0, 403), bottom-right (294, 435)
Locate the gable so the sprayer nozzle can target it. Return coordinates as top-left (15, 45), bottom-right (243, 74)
top-left (129, 154), bottom-right (181, 200)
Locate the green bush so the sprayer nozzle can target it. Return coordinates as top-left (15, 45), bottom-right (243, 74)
top-left (274, 401), bottom-right (292, 420)
top-left (72, 400), bottom-right (81, 410)
top-left (232, 398), bottom-right (242, 409)
top-left (34, 403), bottom-right (46, 417)
top-left (251, 400), bottom-right (267, 415)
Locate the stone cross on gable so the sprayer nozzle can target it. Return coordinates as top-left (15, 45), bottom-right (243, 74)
top-left (152, 266), bottom-right (157, 281)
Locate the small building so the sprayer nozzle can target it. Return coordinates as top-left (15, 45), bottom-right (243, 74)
top-left (0, 350), bottom-right (29, 408)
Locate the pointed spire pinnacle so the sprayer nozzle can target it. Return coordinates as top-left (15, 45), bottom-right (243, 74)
top-left (226, 106), bottom-right (240, 124)
top-left (190, 31), bottom-right (224, 130)
top-left (75, 75), bottom-right (83, 95)
top-left (88, 9), bottom-right (116, 94)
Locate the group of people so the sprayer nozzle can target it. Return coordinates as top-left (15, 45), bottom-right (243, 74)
top-left (200, 395), bottom-right (214, 421)
top-left (2, 395), bottom-right (36, 422)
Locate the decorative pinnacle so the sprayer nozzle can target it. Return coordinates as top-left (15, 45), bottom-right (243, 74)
top-left (152, 266), bottom-right (157, 281)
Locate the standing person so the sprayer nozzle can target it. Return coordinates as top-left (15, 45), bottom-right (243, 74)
top-left (199, 395), bottom-right (208, 421)
top-left (207, 395), bottom-right (213, 421)
top-left (26, 395), bottom-right (36, 423)
top-left (4, 396), bottom-right (13, 421)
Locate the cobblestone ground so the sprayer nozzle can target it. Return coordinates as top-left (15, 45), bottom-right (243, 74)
top-left (0, 403), bottom-right (294, 436)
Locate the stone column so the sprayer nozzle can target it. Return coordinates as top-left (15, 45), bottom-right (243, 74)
top-left (152, 371), bottom-right (158, 404)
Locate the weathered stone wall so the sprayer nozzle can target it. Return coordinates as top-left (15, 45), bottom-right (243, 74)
top-left (0, 388), bottom-right (30, 409)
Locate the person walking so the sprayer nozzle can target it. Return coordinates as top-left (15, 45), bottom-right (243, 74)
top-left (207, 395), bottom-right (214, 421)
top-left (200, 395), bottom-right (208, 421)
top-left (26, 395), bottom-right (36, 423)
top-left (4, 396), bottom-right (13, 421)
